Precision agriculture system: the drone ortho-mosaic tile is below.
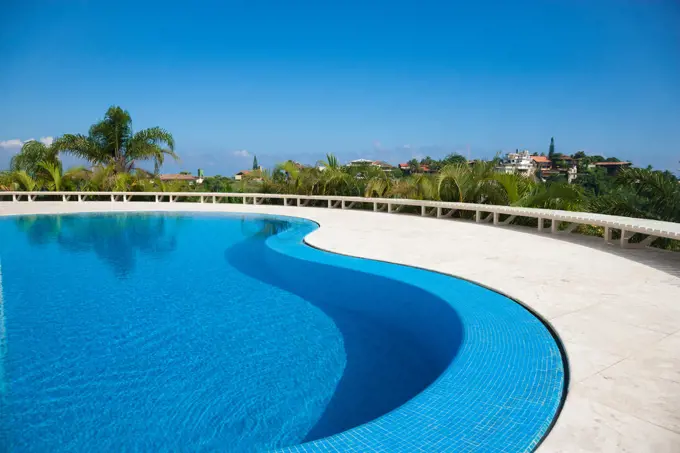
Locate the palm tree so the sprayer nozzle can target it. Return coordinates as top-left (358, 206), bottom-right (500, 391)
top-left (490, 173), bottom-right (536, 206)
top-left (593, 168), bottom-right (680, 222)
top-left (523, 182), bottom-right (585, 211)
top-left (10, 140), bottom-right (59, 177)
top-left (11, 171), bottom-right (40, 191)
top-left (317, 153), bottom-right (355, 195)
top-left (437, 164), bottom-right (475, 202)
top-left (276, 160), bottom-right (302, 193)
top-left (52, 106), bottom-right (178, 174)
top-left (38, 162), bottom-right (88, 192)
top-left (407, 158), bottom-right (420, 174)
top-left (0, 172), bottom-right (13, 190)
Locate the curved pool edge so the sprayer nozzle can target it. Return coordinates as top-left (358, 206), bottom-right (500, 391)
top-left (225, 214), bottom-right (568, 452)
top-left (300, 231), bottom-right (570, 453)
top-left (1, 209), bottom-right (567, 452)
top-left (6, 202), bottom-right (674, 452)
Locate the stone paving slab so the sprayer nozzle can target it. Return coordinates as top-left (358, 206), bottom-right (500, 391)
top-left (1, 201), bottom-right (679, 452)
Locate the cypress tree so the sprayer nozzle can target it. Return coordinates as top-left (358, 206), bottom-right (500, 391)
top-left (548, 137), bottom-right (555, 159)
top-left (252, 155), bottom-right (259, 170)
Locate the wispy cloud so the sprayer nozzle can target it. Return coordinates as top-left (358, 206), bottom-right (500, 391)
top-left (0, 139), bottom-right (24, 148)
top-left (232, 149), bottom-right (250, 157)
top-left (0, 136), bottom-right (55, 148)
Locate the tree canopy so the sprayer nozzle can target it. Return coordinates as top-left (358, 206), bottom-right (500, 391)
top-left (52, 106), bottom-right (177, 174)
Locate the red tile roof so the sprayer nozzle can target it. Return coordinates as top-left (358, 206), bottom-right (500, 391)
top-left (159, 174), bottom-right (197, 181)
top-left (372, 160), bottom-right (393, 168)
top-left (531, 156), bottom-right (551, 163)
top-left (593, 161), bottom-right (632, 166)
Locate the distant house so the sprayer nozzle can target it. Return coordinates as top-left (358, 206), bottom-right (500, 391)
top-left (589, 161), bottom-right (632, 176)
top-left (398, 162), bottom-right (434, 175)
top-left (347, 159), bottom-right (394, 172)
top-left (372, 160), bottom-right (394, 170)
top-left (159, 174), bottom-right (199, 185)
top-left (530, 155), bottom-right (552, 171)
top-left (235, 168), bottom-right (263, 181)
top-left (234, 170), bottom-right (250, 181)
top-left (159, 173), bottom-right (196, 182)
top-left (159, 169), bottom-right (203, 184)
top-left (348, 159), bottom-right (375, 167)
top-left (496, 150), bottom-right (535, 176)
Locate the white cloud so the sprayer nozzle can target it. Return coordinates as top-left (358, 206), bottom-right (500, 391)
top-left (0, 139), bottom-right (24, 148)
top-left (232, 149), bottom-right (250, 157)
top-left (0, 136), bottom-right (54, 148)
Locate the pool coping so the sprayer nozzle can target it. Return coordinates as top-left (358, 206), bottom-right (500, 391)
top-left (1, 201), bottom-right (679, 453)
top-left (300, 233), bottom-right (571, 453)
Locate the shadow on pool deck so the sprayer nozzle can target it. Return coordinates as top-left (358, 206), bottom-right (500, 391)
top-left (426, 216), bottom-right (680, 280)
top-left (225, 234), bottom-right (464, 446)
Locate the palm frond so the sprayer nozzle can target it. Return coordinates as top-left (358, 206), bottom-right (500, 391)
top-left (12, 170), bottom-right (40, 191)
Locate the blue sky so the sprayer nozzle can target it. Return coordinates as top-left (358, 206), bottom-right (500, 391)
top-left (1, 0), bottom-right (679, 175)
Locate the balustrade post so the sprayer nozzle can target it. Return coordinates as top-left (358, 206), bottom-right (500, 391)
top-left (551, 220), bottom-right (559, 233)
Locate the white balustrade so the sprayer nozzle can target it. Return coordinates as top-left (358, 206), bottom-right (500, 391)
top-left (1, 191), bottom-right (679, 247)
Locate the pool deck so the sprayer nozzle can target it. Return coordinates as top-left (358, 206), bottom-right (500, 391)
top-left (2, 201), bottom-right (679, 453)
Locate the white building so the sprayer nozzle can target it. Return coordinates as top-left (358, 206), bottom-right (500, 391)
top-left (496, 150), bottom-right (535, 175)
top-left (348, 159), bottom-right (375, 166)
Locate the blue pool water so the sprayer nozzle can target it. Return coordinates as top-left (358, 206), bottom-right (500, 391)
top-left (0, 213), bottom-right (565, 452)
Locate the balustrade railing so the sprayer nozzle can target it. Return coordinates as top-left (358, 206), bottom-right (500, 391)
top-left (2, 191), bottom-right (679, 247)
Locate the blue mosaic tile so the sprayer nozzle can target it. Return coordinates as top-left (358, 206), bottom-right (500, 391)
top-left (0, 213), bottom-right (565, 452)
top-left (267, 216), bottom-right (566, 453)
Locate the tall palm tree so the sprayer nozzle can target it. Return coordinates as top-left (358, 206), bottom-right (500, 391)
top-left (10, 140), bottom-right (59, 177)
top-left (52, 106), bottom-right (178, 174)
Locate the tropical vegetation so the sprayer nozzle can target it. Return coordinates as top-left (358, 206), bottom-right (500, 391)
top-left (2, 110), bottom-right (678, 250)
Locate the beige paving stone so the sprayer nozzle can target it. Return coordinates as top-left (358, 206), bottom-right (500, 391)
top-left (539, 393), bottom-right (680, 453)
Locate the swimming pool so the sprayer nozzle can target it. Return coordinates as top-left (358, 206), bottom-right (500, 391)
top-left (0, 212), bottom-right (566, 452)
